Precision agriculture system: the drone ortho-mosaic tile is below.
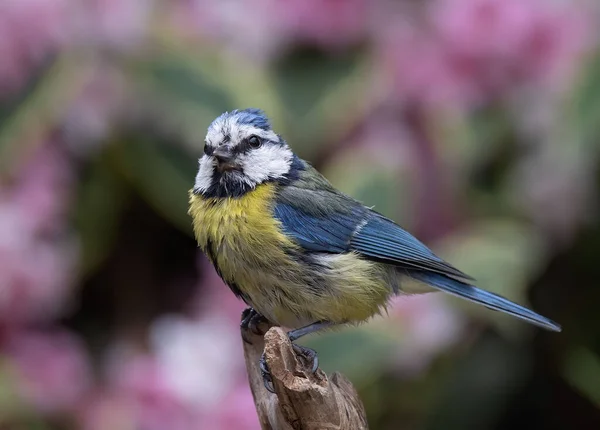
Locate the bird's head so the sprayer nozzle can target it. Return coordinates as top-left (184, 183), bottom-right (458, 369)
top-left (193, 108), bottom-right (298, 198)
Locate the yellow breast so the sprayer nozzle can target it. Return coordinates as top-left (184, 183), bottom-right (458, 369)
top-left (188, 183), bottom-right (298, 291)
top-left (189, 182), bottom-right (293, 251)
top-left (188, 183), bottom-right (392, 328)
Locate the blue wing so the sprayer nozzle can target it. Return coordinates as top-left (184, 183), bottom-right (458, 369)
top-left (273, 201), bottom-right (471, 281)
top-left (273, 164), bottom-right (561, 332)
top-left (349, 215), bottom-right (471, 280)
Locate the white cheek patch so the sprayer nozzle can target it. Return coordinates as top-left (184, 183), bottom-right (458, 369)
top-left (199, 112), bottom-right (291, 194)
top-left (194, 156), bottom-right (216, 193)
top-left (241, 145), bottom-right (293, 184)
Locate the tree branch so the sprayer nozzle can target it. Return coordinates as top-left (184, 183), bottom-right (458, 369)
top-left (243, 324), bottom-right (369, 430)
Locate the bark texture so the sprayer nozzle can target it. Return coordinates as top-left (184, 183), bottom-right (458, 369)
top-left (243, 324), bottom-right (369, 430)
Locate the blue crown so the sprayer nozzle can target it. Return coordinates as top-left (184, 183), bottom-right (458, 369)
top-left (231, 108), bottom-right (271, 130)
top-left (210, 108), bottom-right (271, 132)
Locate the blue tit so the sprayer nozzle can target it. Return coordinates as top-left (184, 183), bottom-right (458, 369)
top-left (188, 108), bottom-right (561, 375)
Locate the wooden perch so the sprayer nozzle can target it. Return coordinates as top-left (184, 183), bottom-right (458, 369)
top-left (242, 323), bottom-right (369, 430)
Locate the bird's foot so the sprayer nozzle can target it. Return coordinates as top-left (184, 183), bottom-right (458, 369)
top-left (292, 344), bottom-right (319, 373)
top-left (259, 342), bottom-right (319, 393)
top-left (259, 352), bottom-right (274, 393)
top-left (241, 308), bottom-right (268, 344)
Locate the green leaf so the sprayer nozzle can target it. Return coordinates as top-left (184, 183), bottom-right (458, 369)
top-left (568, 49), bottom-right (600, 153)
top-left (141, 58), bottom-right (233, 114)
top-left (322, 149), bottom-right (413, 224)
top-left (305, 325), bottom-right (394, 386)
top-left (131, 44), bottom-right (285, 148)
top-left (0, 54), bottom-right (90, 178)
top-left (425, 335), bottom-right (532, 430)
top-left (274, 47), bottom-right (359, 118)
top-left (564, 347), bottom-right (600, 405)
top-left (272, 47), bottom-right (371, 158)
top-left (74, 153), bottom-right (129, 276)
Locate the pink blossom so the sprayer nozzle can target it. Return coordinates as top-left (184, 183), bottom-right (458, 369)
top-left (0, 0), bottom-right (70, 95)
top-left (0, 142), bottom-right (77, 325)
top-left (10, 141), bottom-right (74, 230)
top-left (74, 0), bottom-right (151, 49)
top-left (110, 355), bottom-right (197, 430)
top-left (387, 294), bottom-right (464, 374)
top-left (80, 386), bottom-right (195, 430)
top-left (194, 255), bottom-right (247, 324)
top-left (63, 65), bottom-right (129, 152)
top-left (267, 0), bottom-right (370, 48)
top-left (150, 314), bottom-right (260, 428)
top-left (80, 352), bottom-right (198, 430)
top-left (150, 314), bottom-right (246, 409)
top-left (383, 0), bottom-right (592, 110)
top-left (169, 0), bottom-right (369, 60)
top-left (81, 338), bottom-right (258, 430)
top-left (168, 0), bottom-right (282, 60)
top-left (78, 392), bottom-right (135, 430)
top-left (3, 328), bottom-right (92, 414)
top-left (211, 383), bottom-right (260, 430)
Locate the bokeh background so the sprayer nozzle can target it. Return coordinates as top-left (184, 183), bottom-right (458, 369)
top-left (1, 0), bottom-right (600, 429)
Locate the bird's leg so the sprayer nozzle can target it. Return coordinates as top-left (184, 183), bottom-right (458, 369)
top-left (260, 321), bottom-right (335, 393)
top-left (240, 307), bottom-right (268, 344)
top-left (287, 321), bottom-right (335, 342)
top-left (288, 321), bottom-right (334, 373)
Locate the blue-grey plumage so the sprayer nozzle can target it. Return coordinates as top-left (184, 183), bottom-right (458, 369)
top-left (189, 108), bottom-right (562, 338)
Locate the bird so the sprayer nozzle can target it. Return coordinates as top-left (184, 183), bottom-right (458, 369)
top-left (189, 108), bottom-right (561, 389)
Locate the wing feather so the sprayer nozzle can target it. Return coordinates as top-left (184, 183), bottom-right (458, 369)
top-left (351, 215), bottom-right (472, 280)
top-left (274, 167), bottom-right (472, 281)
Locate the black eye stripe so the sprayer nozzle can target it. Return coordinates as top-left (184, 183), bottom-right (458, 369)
top-left (204, 134), bottom-right (275, 156)
top-left (235, 135), bottom-right (263, 153)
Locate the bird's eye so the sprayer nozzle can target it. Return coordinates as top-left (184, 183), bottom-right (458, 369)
top-left (247, 135), bottom-right (262, 149)
top-left (203, 144), bottom-right (213, 155)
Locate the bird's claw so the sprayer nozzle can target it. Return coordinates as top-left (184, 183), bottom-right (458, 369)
top-left (259, 352), bottom-right (275, 393)
top-left (292, 343), bottom-right (319, 373)
top-left (240, 308), bottom-right (267, 344)
top-left (259, 342), bottom-right (319, 394)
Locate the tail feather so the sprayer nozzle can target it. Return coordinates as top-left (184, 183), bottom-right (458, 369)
top-left (409, 272), bottom-right (561, 332)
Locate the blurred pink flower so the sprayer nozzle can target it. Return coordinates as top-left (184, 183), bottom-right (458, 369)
top-left (81, 323), bottom-right (259, 430)
top-left (3, 328), bottom-right (91, 414)
top-left (387, 294), bottom-right (464, 375)
top-left (170, 0), bottom-right (369, 60)
top-left (0, 0), bottom-right (151, 96)
top-left (0, 0), bottom-right (70, 95)
top-left (81, 355), bottom-right (197, 430)
top-left (63, 65), bottom-right (128, 153)
top-left (11, 141), bottom-right (74, 229)
top-left (150, 313), bottom-right (247, 410)
top-left (150, 314), bottom-right (260, 429)
top-left (74, 0), bottom-right (151, 49)
top-left (383, 0), bottom-right (591, 109)
top-left (267, 0), bottom-right (370, 48)
top-left (512, 142), bottom-right (595, 244)
top-left (210, 382), bottom-right (260, 430)
top-left (79, 392), bottom-right (134, 430)
top-left (193, 255), bottom-right (247, 324)
top-left (0, 142), bottom-right (77, 325)
top-left (169, 0), bottom-right (282, 60)
top-left (113, 355), bottom-right (197, 430)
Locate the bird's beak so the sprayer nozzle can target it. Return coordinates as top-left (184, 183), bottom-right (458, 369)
top-left (213, 147), bottom-right (240, 172)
